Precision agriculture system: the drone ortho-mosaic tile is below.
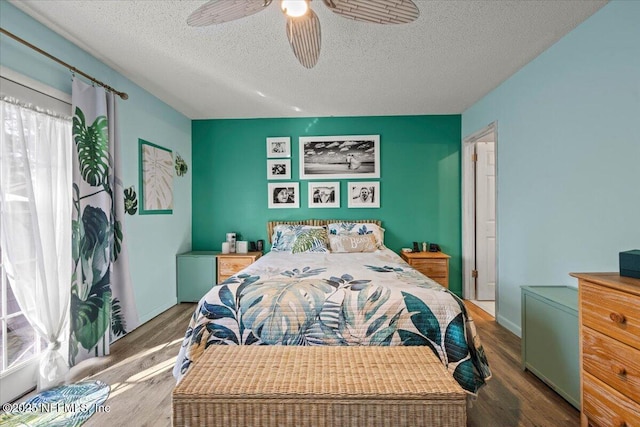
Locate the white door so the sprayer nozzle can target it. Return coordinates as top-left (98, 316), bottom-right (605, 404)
top-left (475, 141), bottom-right (496, 300)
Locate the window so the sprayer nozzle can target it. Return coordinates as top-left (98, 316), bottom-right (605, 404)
top-left (0, 71), bottom-right (72, 403)
top-left (0, 245), bottom-right (42, 371)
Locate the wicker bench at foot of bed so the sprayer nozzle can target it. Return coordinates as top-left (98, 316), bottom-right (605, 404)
top-left (173, 346), bottom-right (466, 427)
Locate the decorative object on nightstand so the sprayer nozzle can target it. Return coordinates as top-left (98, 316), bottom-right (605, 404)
top-left (620, 249), bottom-right (640, 279)
top-left (226, 232), bottom-right (237, 253)
top-left (521, 286), bottom-right (579, 409)
top-left (571, 272), bottom-right (640, 427)
top-left (400, 251), bottom-right (450, 288)
top-left (177, 251), bottom-right (220, 303)
top-left (217, 252), bottom-right (262, 283)
top-left (236, 241), bottom-right (248, 254)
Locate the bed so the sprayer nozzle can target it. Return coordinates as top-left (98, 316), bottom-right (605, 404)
top-left (173, 219), bottom-right (491, 397)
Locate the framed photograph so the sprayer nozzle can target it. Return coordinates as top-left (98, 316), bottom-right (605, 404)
top-left (268, 182), bottom-right (300, 209)
top-left (347, 182), bottom-right (380, 208)
top-left (267, 137), bottom-right (291, 158)
top-left (299, 135), bottom-right (380, 180)
top-left (308, 182), bottom-right (340, 208)
top-left (139, 139), bottom-right (173, 214)
top-left (267, 159), bottom-right (291, 180)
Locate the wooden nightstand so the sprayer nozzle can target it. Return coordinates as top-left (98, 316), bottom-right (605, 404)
top-left (217, 252), bottom-right (262, 283)
top-left (400, 251), bottom-right (450, 288)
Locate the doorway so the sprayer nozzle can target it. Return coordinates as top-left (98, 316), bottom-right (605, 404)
top-left (462, 123), bottom-right (497, 318)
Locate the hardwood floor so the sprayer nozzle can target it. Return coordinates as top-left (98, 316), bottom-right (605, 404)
top-left (60, 302), bottom-right (578, 426)
top-left (464, 302), bottom-right (579, 426)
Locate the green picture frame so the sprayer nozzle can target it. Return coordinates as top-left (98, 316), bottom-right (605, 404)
top-left (139, 139), bottom-right (173, 215)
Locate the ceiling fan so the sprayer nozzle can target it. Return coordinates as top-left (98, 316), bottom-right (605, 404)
top-left (187, 0), bottom-right (419, 68)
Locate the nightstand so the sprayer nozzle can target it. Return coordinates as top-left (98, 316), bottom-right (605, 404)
top-left (400, 251), bottom-right (450, 288)
top-left (217, 252), bottom-right (262, 283)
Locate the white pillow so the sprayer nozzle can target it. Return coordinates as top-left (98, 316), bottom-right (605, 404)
top-left (329, 234), bottom-right (378, 253)
top-left (327, 222), bottom-right (385, 249)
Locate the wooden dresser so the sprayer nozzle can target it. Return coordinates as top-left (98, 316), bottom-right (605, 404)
top-left (571, 273), bottom-right (640, 427)
top-left (400, 251), bottom-right (450, 288)
top-left (217, 252), bottom-right (262, 283)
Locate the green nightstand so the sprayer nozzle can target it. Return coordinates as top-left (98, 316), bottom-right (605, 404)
top-left (177, 251), bottom-right (220, 303)
top-left (521, 286), bottom-right (579, 409)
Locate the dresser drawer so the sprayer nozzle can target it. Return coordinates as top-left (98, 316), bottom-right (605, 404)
top-left (219, 257), bottom-right (253, 276)
top-left (581, 281), bottom-right (640, 350)
top-left (411, 259), bottom-right (447, 277)
top-left (583, 372), bottom-right (640, 427)
top-left (583, 327), bottom-right (640, 403)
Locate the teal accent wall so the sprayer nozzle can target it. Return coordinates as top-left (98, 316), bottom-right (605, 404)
top-left (462, 0), bottom-right (640, 335)
top-left (192, 115), bottom-right (464, 295)
top-left (1, 2), bottom-right (193, 323)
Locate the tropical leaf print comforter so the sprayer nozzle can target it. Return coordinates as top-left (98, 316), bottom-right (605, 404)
top-left (173, 249), bottom-right (491, 394)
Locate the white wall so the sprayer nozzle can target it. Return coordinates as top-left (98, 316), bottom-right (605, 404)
top-left (462, 0), bottom-right (640, 335)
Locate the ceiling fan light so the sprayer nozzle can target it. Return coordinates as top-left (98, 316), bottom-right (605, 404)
top-left (281, 0), bottom-right (308, 18)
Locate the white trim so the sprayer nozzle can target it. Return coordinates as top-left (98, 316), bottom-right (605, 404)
top-left (462, 141), bottom-right (476, 300)
top-left (0, 357), bottom-right (39, 404)
top-left (0, 66), bottom-right (71, 104)
top-left (462, 122), bottom-right (499, 315)
top-left (497, 313), bottom-right (521, 338)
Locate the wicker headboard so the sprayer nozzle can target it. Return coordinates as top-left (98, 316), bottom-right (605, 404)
top-left (267, 219), bottom-right (382, 243)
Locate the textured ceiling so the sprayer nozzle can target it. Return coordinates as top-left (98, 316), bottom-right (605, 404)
top-left (9, 0), bottom-right (607, 119)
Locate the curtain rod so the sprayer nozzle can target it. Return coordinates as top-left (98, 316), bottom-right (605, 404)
top-left (1, 27), bottom-right (128, 100)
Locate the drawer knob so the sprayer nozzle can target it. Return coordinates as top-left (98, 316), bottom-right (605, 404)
top-left (609, 312), bottom-right (626, 324)
top-left (613, 366), bottom-right (627, 376)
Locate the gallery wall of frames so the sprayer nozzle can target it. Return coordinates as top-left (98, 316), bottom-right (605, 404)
top-left (266, 135), bottom-right (381, 210)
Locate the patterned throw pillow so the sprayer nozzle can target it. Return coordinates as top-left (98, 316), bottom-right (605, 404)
top-left (327, 222), bottom-right (385, 249)
top-left (270, 225), bottom-right (301, 252)
top-left (329, 234), bottom-right (378, 253)
top-left (291, 227), bottom-right (329, 254)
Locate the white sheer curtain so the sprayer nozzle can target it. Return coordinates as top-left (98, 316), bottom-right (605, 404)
top-left (0, 96), bottom-right (72, 390)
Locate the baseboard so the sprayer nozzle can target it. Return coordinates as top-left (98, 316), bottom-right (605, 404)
top-left (138, 298), bottom-right (178, 325)
top-left (497, 313), bottom-right (521, 338)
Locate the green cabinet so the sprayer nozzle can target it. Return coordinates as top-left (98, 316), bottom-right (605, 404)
top-left (521, 286), bottom-right (579, 409)
top-left (177, 251), bottom-right (220, 303)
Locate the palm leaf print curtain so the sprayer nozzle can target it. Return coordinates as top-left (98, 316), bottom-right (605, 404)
top-left (70, 78), bottom-right (139, 365)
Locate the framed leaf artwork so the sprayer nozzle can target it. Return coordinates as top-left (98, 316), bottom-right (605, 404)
top-left (139, 139), bottom-right (173, 214)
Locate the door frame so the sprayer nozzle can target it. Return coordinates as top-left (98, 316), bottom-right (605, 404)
top-left (462, 122), bottom-right (498, 308)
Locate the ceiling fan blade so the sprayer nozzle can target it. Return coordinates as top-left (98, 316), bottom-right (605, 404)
top-left (286, 9), bottom-right (322, 69)
top-left (322, 0), bottom-right (419, 24)
top-left (187, 0), bottom-right (273, 26)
